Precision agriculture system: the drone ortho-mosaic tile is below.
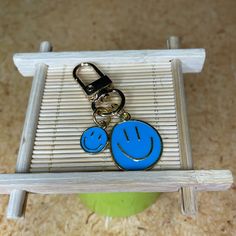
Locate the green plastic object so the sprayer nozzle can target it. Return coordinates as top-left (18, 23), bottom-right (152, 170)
top-left (79, 192), bottom-right (160, 217)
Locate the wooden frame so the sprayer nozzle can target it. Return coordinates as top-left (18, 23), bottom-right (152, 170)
top-left (2, 37), bottom-right (233, 220)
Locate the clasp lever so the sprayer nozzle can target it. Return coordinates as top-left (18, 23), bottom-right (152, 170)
top-left (73, 62), bottom-right (113, 100)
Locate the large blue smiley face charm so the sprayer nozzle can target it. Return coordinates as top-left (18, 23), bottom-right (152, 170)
top-left (110, 120), bottom-right (163, 170)
top-left (81, 127), bottom-right (108, 153)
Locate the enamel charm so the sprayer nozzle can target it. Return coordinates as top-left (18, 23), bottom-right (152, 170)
top-left (73, 63), bottom-right (163, 170)
top-left (111, 120), bottom-right (162, 170)
top-left (80, 126), bottom-right (108, 153)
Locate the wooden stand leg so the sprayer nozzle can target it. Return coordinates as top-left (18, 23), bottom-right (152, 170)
top-left (167, 36), bottom-right (197, 216)
top-left (7, 41), bottom-right (52, 219)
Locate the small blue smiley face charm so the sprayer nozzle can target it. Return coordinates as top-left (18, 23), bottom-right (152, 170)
top-left (110, 120), bottom-right (163, 170)
top-left (81, 127), bottom-right (108, 153)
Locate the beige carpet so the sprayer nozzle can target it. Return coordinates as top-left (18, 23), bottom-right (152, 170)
top-left (0, 0), bottom-right (235, 235)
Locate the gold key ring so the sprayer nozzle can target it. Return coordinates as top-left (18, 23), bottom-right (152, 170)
top-left (91, 88), bottom-right (125, 117)
top-left (92, 107), bottom-right (111, 129)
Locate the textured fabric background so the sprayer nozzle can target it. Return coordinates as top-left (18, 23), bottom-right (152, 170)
top-left (0, 0), bottom-right (235, 235)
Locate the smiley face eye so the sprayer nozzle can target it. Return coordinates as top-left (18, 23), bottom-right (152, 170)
top-left (135, 126), bottom-right (140, 140)
top-left (98, 135), bottom-right (102, 140)
top-left (123, 126), bottom-right (140, 142)
top-left (123, 129), bottom-right (129, 141)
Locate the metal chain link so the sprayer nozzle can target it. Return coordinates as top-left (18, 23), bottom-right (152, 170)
top-left (92, 107), bottom-right (111, 129)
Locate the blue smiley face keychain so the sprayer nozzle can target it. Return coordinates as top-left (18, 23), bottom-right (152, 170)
top-left (73, 63), bottom-right (163, 170)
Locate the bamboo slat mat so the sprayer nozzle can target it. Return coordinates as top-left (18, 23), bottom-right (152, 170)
top-left (30, 62), bottom-right (181, 172)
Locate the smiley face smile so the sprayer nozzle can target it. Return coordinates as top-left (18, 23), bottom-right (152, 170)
top-left (82, 138), bottom-right (103, 151)
top-left (117, 136), bottom-right (154, 160)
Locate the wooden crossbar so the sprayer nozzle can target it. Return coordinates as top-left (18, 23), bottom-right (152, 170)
top-left (13, 48), bottom-right (206, 77)
top-left (0, 170), bottom-right (233, 194)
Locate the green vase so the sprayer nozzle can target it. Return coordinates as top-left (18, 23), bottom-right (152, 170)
top-left (79, 192), bottom-right (160, 217)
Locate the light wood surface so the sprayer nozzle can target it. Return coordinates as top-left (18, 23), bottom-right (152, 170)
top-left (0, 170), bottom-right (233, 194)
top-left (31, 62), bottom-right (182, 172)
top-left (13, 49), bottom-right (206, 76)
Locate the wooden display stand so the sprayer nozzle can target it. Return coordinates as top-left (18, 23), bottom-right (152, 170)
top-left (0, 37), bottom-right (233, 219)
